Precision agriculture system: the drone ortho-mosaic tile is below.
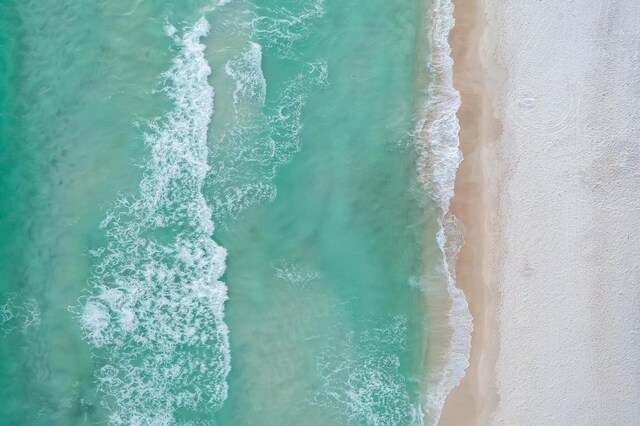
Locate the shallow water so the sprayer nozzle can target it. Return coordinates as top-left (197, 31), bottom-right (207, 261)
top-left (0, 0), bottom-right (457, 424)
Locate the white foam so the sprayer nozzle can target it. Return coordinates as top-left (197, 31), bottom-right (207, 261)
top-left (204, 1), bottom-right (327, 222)
top-left (313, 318), bottom-right (418, 426)
top-left (225, 42), bottom-right (267, 109)
top-left (209, 59), bottom-right (327, 222)
top-left (272, 259), bottom-right (320, 287)
top-left (416, 0), bottom-right (473, 423)
top-left (1, 293), bottom-right (41, 336)
top-left (78, 18), bottom-right (231, 424)
top-left (247, 0), bottom-right (326, 59)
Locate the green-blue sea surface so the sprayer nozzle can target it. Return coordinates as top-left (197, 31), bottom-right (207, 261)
top-left (0, 0), bottom-right (441, 424)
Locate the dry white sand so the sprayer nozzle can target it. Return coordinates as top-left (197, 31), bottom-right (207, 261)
top-left (443, 0), bottom-right (640, 424)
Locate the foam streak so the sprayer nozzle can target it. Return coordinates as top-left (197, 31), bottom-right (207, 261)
top-left (78, 18), bottom-right (230, 425)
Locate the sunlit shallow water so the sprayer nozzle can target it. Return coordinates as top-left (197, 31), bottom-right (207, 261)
top-left (0, 0), bottom-right (460, 424)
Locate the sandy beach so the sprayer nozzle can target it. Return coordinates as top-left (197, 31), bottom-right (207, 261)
top-left (439, 0), bottom-right (500, 423)
top-left (441, 0), bottom-right (640, 424)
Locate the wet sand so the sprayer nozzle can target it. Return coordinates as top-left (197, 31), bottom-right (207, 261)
top-left (440, 0), bottom-right (501, 423)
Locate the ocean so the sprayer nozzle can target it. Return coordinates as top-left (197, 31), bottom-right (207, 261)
top-left (0, 0), bottom-right (470, 424)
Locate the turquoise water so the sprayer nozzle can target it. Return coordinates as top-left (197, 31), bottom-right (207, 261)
top-left (0, 0), bottom-right (465, 424)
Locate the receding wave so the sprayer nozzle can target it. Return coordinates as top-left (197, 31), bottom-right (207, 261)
top-left (76, 18), bottom-right (230, 425)
top-left (417, 0), bottom-right (473, 423)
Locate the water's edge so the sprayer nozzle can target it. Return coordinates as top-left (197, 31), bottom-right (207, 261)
top-left (418, 0), bottom-right (473, 423)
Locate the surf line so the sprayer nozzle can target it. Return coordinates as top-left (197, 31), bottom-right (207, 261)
top-left (77, 18), bottom-right (231, 425)
top-left (417, 0), bottom-right (473, 423)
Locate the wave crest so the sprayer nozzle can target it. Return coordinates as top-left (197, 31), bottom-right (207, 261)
top-left (77, 18), bottom-right (230, 425)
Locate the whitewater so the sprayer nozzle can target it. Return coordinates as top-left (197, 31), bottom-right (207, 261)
top-left (79, 18), bottom-right (230, 425)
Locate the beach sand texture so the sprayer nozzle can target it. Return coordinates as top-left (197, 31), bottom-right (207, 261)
top-left (443, 0), bottom-right (640, 424)
top-left (440, 0), bottom-right (500, 423)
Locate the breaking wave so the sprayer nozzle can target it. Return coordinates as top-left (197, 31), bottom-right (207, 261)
top-left (77, 18), bottom-right (230, 425)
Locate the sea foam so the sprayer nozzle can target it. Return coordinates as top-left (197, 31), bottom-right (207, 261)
top-left (210, 56), bottom-right (327, 222)
top-left (78, 18), bottom-right (230, 425)
top-left (225, 42), bottom-right (267, 109)
top-left (249, 0), bottom-right (326, 59)
top-left (208, 2), bottom-right (327, 223)
top-left (1, 293), bottom-right (41, 336)
top-left (313, 316), bottom-right (420, 426)
top-left (417, 0), bottom-right (473, 424)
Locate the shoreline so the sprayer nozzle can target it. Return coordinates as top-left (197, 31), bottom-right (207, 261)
top-left (439, 0), bottom-right (502, 425)
top-left (439, 0), bottom-right (501, 423)
top-left (417, 0), bottom-right (474, 423)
